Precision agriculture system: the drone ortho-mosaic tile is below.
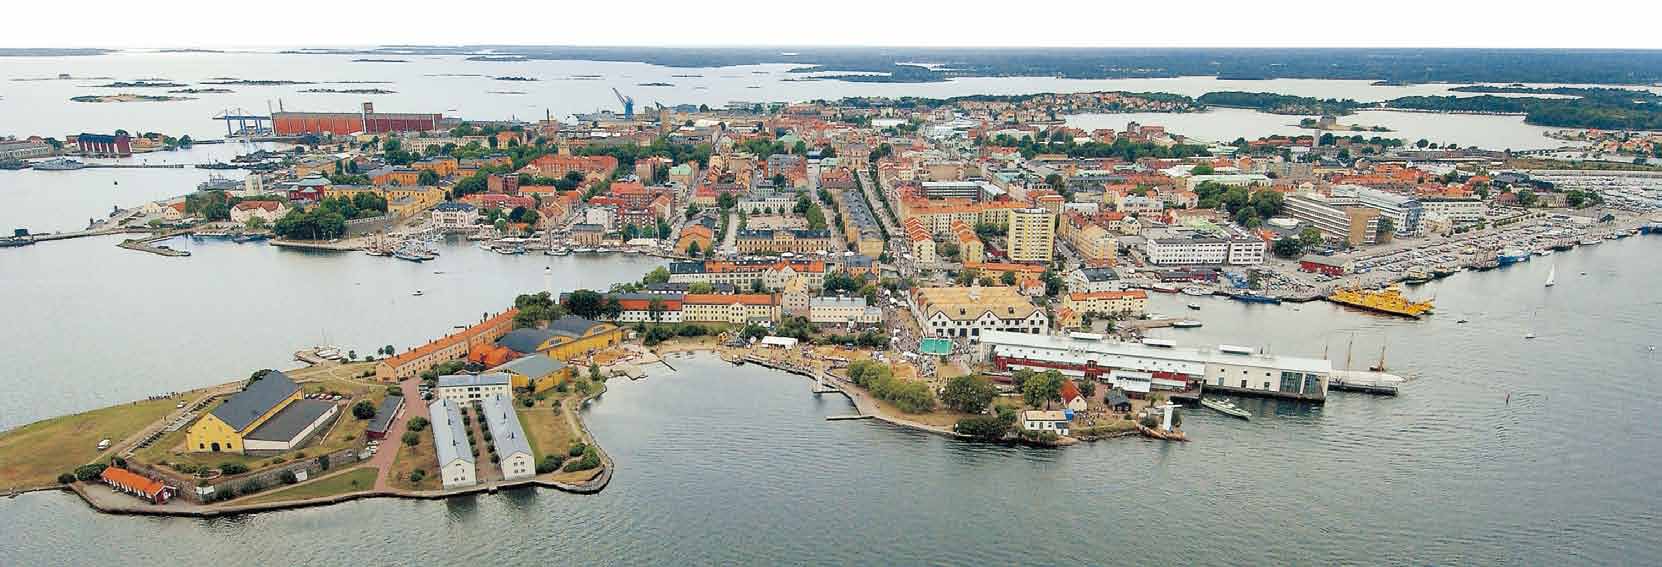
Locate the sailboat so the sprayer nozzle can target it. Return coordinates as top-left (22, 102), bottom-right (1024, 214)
top-left (1544, 266), bottom-right (1556, 287)
top-left (1368, 338), bottom-right (1388, 372)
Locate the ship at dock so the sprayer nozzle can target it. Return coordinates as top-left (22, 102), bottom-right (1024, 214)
top-left (31, 157), bottom-right (86, 171)
top-left (1230, 292), bottom-right (1282, 305)
top-left (1496, 248), bottom-right (1532, 266)
top-left (1327, 284), bottom-right (1434, 319)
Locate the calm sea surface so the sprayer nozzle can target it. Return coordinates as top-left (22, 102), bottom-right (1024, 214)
top-left (0, 51), bottom-right (1600, 144)
top-left (1, 238), bottom-right (1659, 565)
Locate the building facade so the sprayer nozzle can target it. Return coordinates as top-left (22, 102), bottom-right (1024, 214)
top-left (1005, 208), bottom-right (1056, 263)
top-left (436, 373), bottom-right (513, 403)
top-left (912, 286), bottom-right (1048, 338)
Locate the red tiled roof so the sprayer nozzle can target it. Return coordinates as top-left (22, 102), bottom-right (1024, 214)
top-left (101, 467), bottom-right (165, 496)
top-left (1060, 379), bottom-right (1082, 402)
top-left (683, 293), bottom-right (775, 306)
top-left (233, 201), bottom-right (283, 212)
top-left (386, 309), bottom-right (517, 368)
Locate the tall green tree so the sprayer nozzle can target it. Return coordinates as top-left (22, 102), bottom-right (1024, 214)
top-left (941, 374), bottom-right (997, 413)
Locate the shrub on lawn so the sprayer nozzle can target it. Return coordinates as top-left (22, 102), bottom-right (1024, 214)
top-left (567, 442), bottom-right (587, 457)
top-left (401, 431), bottom-right (421, 446)
top-left (562, 448), bottom-right (601, 472)
top-left (57, 473), bottom-right (76, 485)
top-left (407, 416), bottom-right (430, 432)
top-left (535, 455), bottom-right (566, 474)
top-left (218, 463), bottom-right (249, 475)
top-left (279, 470), bottom-right (298, 485)
top-left (409, 469), bottom-right (426, 483)
top-left (73, 463), bottom-right (108, 481)
top-left (351, 400), bottom-right (376, 420)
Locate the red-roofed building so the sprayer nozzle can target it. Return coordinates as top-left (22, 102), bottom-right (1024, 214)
top-left (101, 466), bottom-right (172, 504)
top-left (376, 309), bottom-right (517, 382)
top-left (1059, 379), bottom-right (1087, 412)
top-left (521, 154), bottom-right (618, 180)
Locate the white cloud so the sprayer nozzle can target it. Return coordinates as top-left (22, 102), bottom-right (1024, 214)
top-left (7, 0), bottom-right (1662, 49)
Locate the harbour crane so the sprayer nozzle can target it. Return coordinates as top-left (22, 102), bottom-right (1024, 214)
top-left (611, 87), bottom-right (635, 119)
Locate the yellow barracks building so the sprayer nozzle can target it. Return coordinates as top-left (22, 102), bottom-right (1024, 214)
top-left (186, 370), bottom-right (336, 454)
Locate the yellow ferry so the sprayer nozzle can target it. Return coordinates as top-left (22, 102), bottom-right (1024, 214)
top-left (1327, 284), bottom-right (1435, 318)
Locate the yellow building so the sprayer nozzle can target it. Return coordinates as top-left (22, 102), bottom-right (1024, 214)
top-left (490, 353), bottom-right (572, 393)
top-left (682, 294), bottom-right (779, 324)
top-left (1058, 290), bottom-right (1148, 327)
top-left (950, 220), bottom-right (985, 264)
top-left (185, 371), bottom-right (302, 453)
top-left (903, 218), bottom-right (936, 264)
top-left (548, 317), bottom-right (623, 359)
top-left (1006, 207), bottom-right (1055, 263)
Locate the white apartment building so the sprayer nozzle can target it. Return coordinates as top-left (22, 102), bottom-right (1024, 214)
top-left (435, 373), bottom-right (512, 403)
top-left (1421, 197), bottom-right (1486, 223)
top-left (808, 296), bottom-right (883, 325)
top-left (481, 394), bottom-right (536, 481)
top-left (1145, 235), bottom-right (1265, 266)
top-left (431, 201), bottom-right (478, 231)
top-left (429, 399), bottom-right (477, 489)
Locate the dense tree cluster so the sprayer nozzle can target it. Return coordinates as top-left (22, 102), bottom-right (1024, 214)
top-left (848, 359), bottom-right (934, 413)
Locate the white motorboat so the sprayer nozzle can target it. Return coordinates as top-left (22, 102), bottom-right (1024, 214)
top-left (1201, 398), bottom-right (1251, 420)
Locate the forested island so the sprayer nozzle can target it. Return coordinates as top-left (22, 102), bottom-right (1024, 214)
top-left (1197, 92), bottom-right (1364, 115)
top-left (320, 46), bottom-right (1662, 85)
top-left (301, 88), bottom-right (397, 94)
top-left (202, 79), bottom-right (317, 86)
top-left (1390, 87), bottom-right (1662, 130)
top-left (94, 81), bottom-right (188, 88)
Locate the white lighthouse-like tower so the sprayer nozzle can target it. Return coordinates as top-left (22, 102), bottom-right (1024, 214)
top-left (544, 266), bottom-right (554, 296)
top-left (1158, 402), bottom-right (1179, 431)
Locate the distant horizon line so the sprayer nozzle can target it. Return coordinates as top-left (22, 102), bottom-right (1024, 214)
top-left (7, 45), bottom-right (1662, 52)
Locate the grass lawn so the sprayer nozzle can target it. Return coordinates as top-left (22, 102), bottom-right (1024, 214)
top-left (516, 404), bottom-right (578, 462)
top-left (389, 434), bottom-right (439, 491)
top-left (236, 467), bottom-right (378, 506)
top-left (0, 394), bottom-right (189, 491)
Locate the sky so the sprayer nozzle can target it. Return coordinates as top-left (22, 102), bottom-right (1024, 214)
top-left (7, 0), bottom-right (1662, 49)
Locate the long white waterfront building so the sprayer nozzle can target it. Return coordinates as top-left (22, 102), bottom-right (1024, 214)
top-left (975, 330), bottom-right (1332, 401)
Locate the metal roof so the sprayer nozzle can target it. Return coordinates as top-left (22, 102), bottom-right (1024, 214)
top-left (981, 330), bottom-right (1331, 374)
top-left (547, 316), bottom-right (606, 338)
top-left (244, 399), bottom-right (337, 442)
top-left (429, 399), bottom-right (475, 465)
top-left (491, 353), bottom-right (565, 379)
top-left (437, 373), bottom-right (511, 389)
top-left (480, 395), bottom-right (533, 460)
top-left (211, 371), bottom-right (301, 431)
top-left (366, 395), bottom-right (404, 435)
top-left (497, 328), bottom-right (556, 354)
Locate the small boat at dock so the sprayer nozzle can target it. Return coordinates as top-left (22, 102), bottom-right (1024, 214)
top-left (1187, 303), bottom-right (1201, 310)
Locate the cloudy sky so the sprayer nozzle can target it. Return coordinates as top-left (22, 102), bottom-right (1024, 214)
top-left (7, 0), bottom-right (1661, 49)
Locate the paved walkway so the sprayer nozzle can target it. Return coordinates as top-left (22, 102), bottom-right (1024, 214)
top-left (371, 378), bottom-right (425, 491)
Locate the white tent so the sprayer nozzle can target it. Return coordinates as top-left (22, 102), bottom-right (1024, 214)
top-left (760, 336), bottom-right (799, 349)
